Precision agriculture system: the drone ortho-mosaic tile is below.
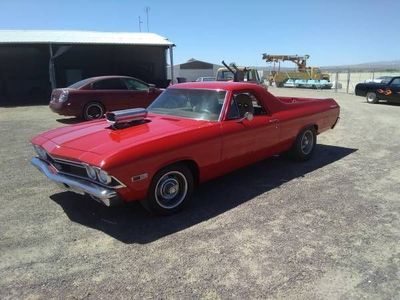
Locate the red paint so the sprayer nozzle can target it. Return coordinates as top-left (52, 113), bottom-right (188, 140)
top-left (32, 82), bottom-right (340, 202)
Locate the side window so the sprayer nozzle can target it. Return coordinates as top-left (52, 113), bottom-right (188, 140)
top-left (228, 92), bottom-right (267, 117)
top-left (124, 78), bottom-right (149, 91)
top-left (227, 97), bottom-right (240, 119)
top-left (390, 78), bottom-right (400, 86)
top-left (249, 93), bottom-right (267, 116)
top-left (92, 78), bottom-right (127, 90)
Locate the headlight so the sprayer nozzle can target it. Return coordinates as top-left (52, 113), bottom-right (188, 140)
top-left (59, 90), bottom-right (69, 103)
top-left (33, 145), bottom-right (47, 160)
top-left (97, 169), bottom-right (112, 185)
top-left (85, 165), bottom-right (97, 180)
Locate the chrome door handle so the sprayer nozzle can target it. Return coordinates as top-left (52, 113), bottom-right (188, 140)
top-left (268, 119), bottom-right (279, 123)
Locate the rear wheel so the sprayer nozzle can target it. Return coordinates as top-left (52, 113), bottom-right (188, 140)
top-left (289, 127), bottom-right (317, 161)
top-left (366, 92), bottom-right (378, 104)
top-left (141, 163), bottom-right (194, 215)
top-left (83, 102), bottom-right (104, 120)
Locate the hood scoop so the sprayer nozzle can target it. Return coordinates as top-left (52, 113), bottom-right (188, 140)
top-left (106, 108), bottom-right (149, 129)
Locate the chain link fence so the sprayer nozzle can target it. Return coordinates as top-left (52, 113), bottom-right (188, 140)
top-left (324, 71), bottom-right (400, 94)
top-left (261, 69), bottom-right (400, 94)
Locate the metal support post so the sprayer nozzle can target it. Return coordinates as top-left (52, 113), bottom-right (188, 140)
top-left (346, 69), bottom-right (351, 94)
top-left (334, 72), bottom-right (339, 93)
top-left (49, 44), bottom-right (56, 90)
top-left (169, 45), bottom-right (174, 85)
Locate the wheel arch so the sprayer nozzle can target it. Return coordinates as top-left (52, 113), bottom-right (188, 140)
top-left (313, 124), bottom-right (319, 134)
top-left (155, 159), bottom-right (200, 186)
top-left (297, 123), bottom-right (318, 137)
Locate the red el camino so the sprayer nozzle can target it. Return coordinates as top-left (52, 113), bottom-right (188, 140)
top-left (31, 82), bottom-right (340, 215)
top-left (49, 75), bottom-right (162, 120)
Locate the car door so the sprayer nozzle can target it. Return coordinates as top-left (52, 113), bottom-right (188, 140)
top-left (220, 91), bottom-right (280, 172)
top-left (122, 77), bottom-right (158, 108)
top-left (387, 78), bottom-right (400, 103)
top-left (91, 78), bottom-right (133, 111)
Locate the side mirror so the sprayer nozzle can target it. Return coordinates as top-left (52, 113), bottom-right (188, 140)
top-left (244, 112), bottom-right (254, 121)
top-left (237, 112), bottom-right (254, 123)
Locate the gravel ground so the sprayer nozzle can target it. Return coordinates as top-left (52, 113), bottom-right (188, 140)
top-left (0, 88), bottom-right (399, 299)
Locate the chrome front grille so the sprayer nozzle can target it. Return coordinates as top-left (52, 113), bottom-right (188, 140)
top-left (45, 154), bottom-right (125, 189)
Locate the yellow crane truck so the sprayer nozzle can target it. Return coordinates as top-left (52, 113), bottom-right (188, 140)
top-left (262, 54), bottom-right (331, 88)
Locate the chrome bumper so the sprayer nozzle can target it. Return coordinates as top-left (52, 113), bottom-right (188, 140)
top-left (31, 157), bottom-right (121, 207)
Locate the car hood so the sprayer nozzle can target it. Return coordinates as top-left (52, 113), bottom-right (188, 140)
top-left (38, 114), bottom-right (212, 155)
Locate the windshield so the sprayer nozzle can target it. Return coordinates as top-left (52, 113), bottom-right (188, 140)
top-left (217, 71), bottom-right (234, 81)
top-left (196, 77), bottom-right (215, 82)
top-left (377, 76), bottom-right (391, 84)
top-left (217, 70), bottom-right (258, 82)
top-left (68, 78), bottom-right (93, 89)
top-left (148, 89), bottom-right (226, 121)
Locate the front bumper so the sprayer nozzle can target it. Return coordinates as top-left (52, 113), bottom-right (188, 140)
top-left (49, 101), bottom-right (77, 116)
top-left (31, 157), bottom-right (121, 206)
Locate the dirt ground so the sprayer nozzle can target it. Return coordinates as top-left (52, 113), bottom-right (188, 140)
top-left (0, 88), bottom-right (399, 299)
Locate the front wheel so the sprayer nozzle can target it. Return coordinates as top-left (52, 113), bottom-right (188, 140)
top-left (289, 127), bottom-right (317, 161)
top-left (141, 164), bottom-right (194, 215)
top-left (366, 92), bottom-right (378, 104)
top-left (83, 102), bottom-right (105, 120)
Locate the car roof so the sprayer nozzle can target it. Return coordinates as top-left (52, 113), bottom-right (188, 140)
top-left (169, 81), bottom-right (263, 91)
top-left (84, 75), bottom-right (137, 82)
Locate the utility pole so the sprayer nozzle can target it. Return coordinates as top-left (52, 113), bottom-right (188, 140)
top-left (138, 16), bottom-right (143, 32)
top-left (145, 7), bottom-right (150, 32)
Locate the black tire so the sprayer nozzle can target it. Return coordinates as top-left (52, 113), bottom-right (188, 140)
top-left (366, 92), bottom-right (378, 104)
top-left (289, 126), bottom-right (317, 161)
top-left (141, 163), bottom-right (194, 215)
top-left (83, 102), bottom-right (105, 120)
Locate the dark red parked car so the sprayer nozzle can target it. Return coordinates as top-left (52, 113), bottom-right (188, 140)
top-left (49, 76), bottom-right (162, 120)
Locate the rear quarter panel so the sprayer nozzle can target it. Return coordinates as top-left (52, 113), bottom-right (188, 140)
top-left (264, 93), bottom-right (339, 151)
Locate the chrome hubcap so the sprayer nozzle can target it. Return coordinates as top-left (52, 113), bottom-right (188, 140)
top-left (87, 105), bottom-right (102, 119)
top-left (367, 93), bottom-right (376, 102)
top-left (301, 130), bottom-right (314, 155)
top-left (155, 171), bottom-right (188, 209)
top-left (159, 178), bottom-right (179, 200)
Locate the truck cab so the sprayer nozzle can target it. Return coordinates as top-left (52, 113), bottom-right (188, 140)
top-left (216, 67), bottom-right (262, 84)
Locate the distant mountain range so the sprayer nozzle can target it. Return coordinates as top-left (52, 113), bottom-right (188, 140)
top-left (321, 60), bottom-right (400, 72)
top-left (256, 60), bottom-right (400, 72)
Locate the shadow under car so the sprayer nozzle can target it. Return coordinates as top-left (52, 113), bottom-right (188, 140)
top-left (50, 144), bottom-right (357, 244)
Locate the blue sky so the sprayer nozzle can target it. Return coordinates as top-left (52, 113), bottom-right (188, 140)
top-left (0, 0), bottom-right (399, 67)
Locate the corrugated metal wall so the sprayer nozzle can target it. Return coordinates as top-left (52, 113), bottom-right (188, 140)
top-left (0, 44), bottom-right (169, 106)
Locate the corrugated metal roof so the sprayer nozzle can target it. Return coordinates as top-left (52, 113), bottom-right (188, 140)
top-left (0, 30), bottom-right (174, 46)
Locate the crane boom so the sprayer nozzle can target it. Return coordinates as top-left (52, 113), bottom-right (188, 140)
top-left (262, 54), bottom-right (310, 71)
top-left (261, 53), bottom-right (330, 88)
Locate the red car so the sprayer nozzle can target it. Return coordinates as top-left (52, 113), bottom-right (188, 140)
top-left (49, 76), bottom-right (162, 120)
top-left (32, 82), bottom-right (340, 215)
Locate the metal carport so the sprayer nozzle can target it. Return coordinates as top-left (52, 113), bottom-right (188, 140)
top-left (0, 30), bottom-right (174, 105)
